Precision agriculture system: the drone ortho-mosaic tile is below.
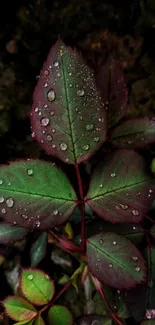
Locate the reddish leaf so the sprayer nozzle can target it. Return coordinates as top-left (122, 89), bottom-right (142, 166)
top-left (2, 296), bottom-right (37, 321)
top-left (85, 150), bottom-right (154, 223)
top-left (0, 160), bottom-right (77, 230)
top-left (110, 118), bottom-right (155, 148)
top-left (96, 57), bottom-right (128, 128)
top-left (30, 39), bottom-right (107, 164)
top-left (86, 232), bottom-right (147, 289)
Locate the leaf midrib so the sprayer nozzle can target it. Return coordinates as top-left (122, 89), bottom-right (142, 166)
top-left (87, 178), bottom-right (150, 200)
top-left (88, 241), bottom-right (142, 278)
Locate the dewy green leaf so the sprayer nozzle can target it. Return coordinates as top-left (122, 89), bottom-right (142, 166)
top-left (0, 222), bottom-right (28, 244)
top-left (48, 305), bottom-right (73, 325)
top-left (0, 160), bottom-right (77, 229)
top-left (33, 316), bottom-right (45, 325)
top-left (3, 296), bottom-right (37, 321)
top-left (30, 232), bottom-right (47, 267)
top-left (30, 39), bottom-right (107, 164)
top-left (85, 150), bottom-right (154, 223)
top-left (20, 268), bottom-right (55, 306)
top-left (110, 118), bottom-right (155, 148)
top-left (86, 232), bottom-right (147, 289)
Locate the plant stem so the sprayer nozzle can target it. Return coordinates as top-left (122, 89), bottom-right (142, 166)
top-left (93, 277), bottom-right (124, 325)
top-left (38, 282), bottom-right (71, 315)
top-left (75, 163), bottom-right (85, 253)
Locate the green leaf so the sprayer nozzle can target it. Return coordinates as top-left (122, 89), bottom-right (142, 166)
top-left (3, 296), bottom-right (37, 321)
top-left (110, 118), bottom-right (155, 148)
top-left (33, 316), bottom-right (45, 325)
top-left (20, 268), bottom-right (55, 306)
top-left (141, 321), bottom-right (155, 325)
top-left (0, 222), bottom-right (28, 243)
top-left (48, 305), bottom-right (73, 325)
top-left (30, 232), bottom-right (47, 267)
top-left (86, 232), bottom-right (147, 289)
top-left (0, 160), bottom-right (77, 229)
top-left (13, 321), bottom-right (34, 325)
top-left (30, 39), bottom-right (107, 164)
top-left (145, 246), bottom-right (155, 310)
top-left (86, 150), bottom-right (154, 223)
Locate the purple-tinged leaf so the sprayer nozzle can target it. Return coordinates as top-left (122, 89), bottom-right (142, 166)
top-left (110, 118), bottom-right (155, 148)
top-left (30, 232), bottom-right (47, 267)
top-left (0, 160), bottom-right (77, 230)
top-left (96, 57), bottom-right (128, 128)
top-left (48, 305), bottom-right (73, 325)
top-left (30, 39), bottom-right (107, 164)
top-left (86, 221), bottom-right (145, 245)
top-left (86, 232), bottom-right (147, 289)
top-left (0, 222), bottom-right (28, 243)
top-left (2, 296), bottom-right (37, 321)
top-left (74, 314), bottom-right (111, 325)
top-left (20, 268), bottom-right (55, 306)
top-left (85, 150), bottom-right (154, 223)
top-left (144, 246), bottom-right (155, 310)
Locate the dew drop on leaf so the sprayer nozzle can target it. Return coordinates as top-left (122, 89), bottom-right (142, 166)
top-left (52, 144), bottom-right (56, 148)
top-left (47, 89), bottom-right (56, 102)
top-left (50, 110), bottom-right (55, 116)
top-left (0, 180), bottom-right (3, 185)
top-left (59, 142), bottom-right (68, 151)
top-left (1, 208), bottom-right (6, 214)
top-left (44, 83), bottom-right (48, 88)
top-left (131, 210), bottom-right (139, 216)
top-left (99, 239), bottom-right (104, 244)
top-left (77, 89), bottom-right (84, 96)
top-left (86, 124), bottom-right (94, 131)
top-left (28, 274), bottom-right (33, 280)
top-left (99, 184), bottom-right (103, 188)
top-left (0, 197), bottom-right (4, 203)
top-left (113, 241), bottom-right (117, 245)
top-left (6, 198), bottom-right (14, 208)
top-left (53, 209), bottom-right (58, 215)
top-left (109, 263), bottom-right (113, 268)
top-left (52, 128), bottom-right (56, 133)
top-left (44, 70), bottom-right (50, 76)
top-left (35, 221), bottom-right (41, 228)
top-left (120, 204), bottom-right (129, 210)
top-left (93, 136), bottom-right (100, 142)
top-left (40, 117), bottom-right (50, 127)
top-left (46, 135), bottom-right (52, 141)
top-left (53, 61), bottom-right (59, 67)
top-left (110, 173), bottom-right (116, 177)
top-left (34, 107), bottom-right (39, 112)
top-left (27, 169), bottom-right (34, 176)
top-left (83, 144), bottom-right (89, 151)
top-left (135, 266), bottom-right (140, 272)
top-left (132, 256), bottom-right (138, 261)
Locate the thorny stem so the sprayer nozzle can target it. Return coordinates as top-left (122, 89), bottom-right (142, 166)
top-left (93, 277), bottom-right (124, 325)
top-left (38, 282), bottom-right (71, 315)
top-left (75, 163), bottom-right (85, 254)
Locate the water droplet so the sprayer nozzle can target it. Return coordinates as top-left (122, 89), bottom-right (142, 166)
top-left (1, 208), bottom-right (6, 214)
top-left (132, 256), bottom-right (138, 261)
top-left (34, 107), bottom-right (39, 112)
top-left (53, 61), bottom-right (59, 67)
top-left (50, 110), bottom-right (55, 116)
top-left (146, 309), bottom-right (155, 320)
top-left (149, 189), bottom-right (153, 193)
top-left (86, 124), bottom-right (94, 131)
top-left (113, 241), bottom-right (117, 245)
top-left (32, 132), bottom-right (35, 138)
top-left (44, 83), bottom-right (48, 88)
top-left (52, 144), bottom-right (56, 148)
top-left (127, 140), bottom-right (133, 144)
top-left (35, 220), bottom-right (40, 228)
top-left (46, 134), bottom-right (52, 141)
top-left (135, 266), bottom-right (140, 272)
top-left (6, 198), bottom-right (14, 208)
top-left (69, 72), bottom-right (72, 76)
top-left (110, 173), bottom-right (116, 177)
top-left (93, 136), bottom-right (100, 142)
top-left (40, 117), bottom-right (50, 127)
top-left (22, 214), bottom-right (28, 220)
top-left (53, 209), bottom-right (58, 215)
top-left (52, 128), bottom-right (56, 133)
top-left (44, 70), bottom-right (49, 76)
top-left (27, 169), bottom-right (33, 176)
top-left (47, 89), bottom-right (56, 102)
top-left (99, 184), bottom-right (103, 188)
top-left (77, 89), bottom-right (84, 96)
top-left (131, 209), bottom-right (139, 216)
top-left (83, 144), bottom-right (89, 151)
top-left (133, 226), bottom-right (136, 230)
top-left (0, 180), bottom-right (3, 185)
top-left (98, 117), bottom-right (104, 122)
top-left (117, 290), bottom-right (120, 294)
top-left (0, 197), bottom-right (4, 203)
top-left (109, 263), bottom-right (113, 268)
top-left (59, 142), bottom-right (67, 151)
top-left (99, 239), bottom-right (104, 244)
top-left (44, 104), bottom-right (48, 109)
top-left (28, 274), bottom-right (33, 280)
top-left (120, 204), bottom-right (129, 210)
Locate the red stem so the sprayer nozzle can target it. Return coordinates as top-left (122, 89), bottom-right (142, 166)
top-left (94, 277), bottom-right (124, 325)
top-left (49, 230), bottom-right (82, 253)
top-left (75, 163), bottom-right (85, 253)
